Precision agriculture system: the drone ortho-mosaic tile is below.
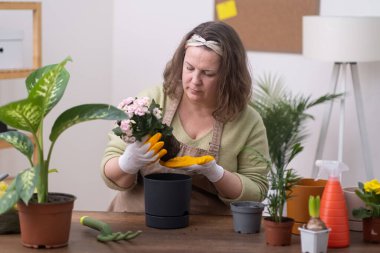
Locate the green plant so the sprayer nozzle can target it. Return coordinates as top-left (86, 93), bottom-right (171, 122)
top-left (251, 74), bottom-right (341, 223)
top-left (0, 57), bottom-right (127, 214)
top-left (306, 195), bottom-right (327, 230)
top-left (353, 179), bottom-right (380, 219)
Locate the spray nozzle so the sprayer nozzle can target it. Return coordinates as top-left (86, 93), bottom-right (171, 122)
top-left (315, 160), bottom-right (349, 181)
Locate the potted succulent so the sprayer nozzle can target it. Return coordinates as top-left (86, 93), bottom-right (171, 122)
top-left (353, 179), bottom-right (380, 243)
top-left (251, 74), bottom-right (340, 246)
top-left (299, 195), bottom-right (330, 253)
top-left (0, 57), bottom-right (127, 248)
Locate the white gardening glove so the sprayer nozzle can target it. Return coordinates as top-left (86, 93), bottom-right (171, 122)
top-left (185, 160), bottom-right (225, 182)
top-left (161, 156), bottom-right (224, 182)
top-left (118, 133), bottom-right (167, 174)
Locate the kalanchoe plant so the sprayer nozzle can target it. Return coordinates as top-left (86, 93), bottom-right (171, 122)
top-left (0, 57), bottom-right (127, 214)
top-left (353, 179), bottom-right (380, 219)
top-left (113, 96), bottom-right (180, 161)
top-left (113, 97), bottom-right (172, 143)
top-left (306, 195), bottom-right (327, 230)
top-left (251, 74), bottom-right (341, 223)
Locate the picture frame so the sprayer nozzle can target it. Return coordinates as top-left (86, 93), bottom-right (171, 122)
top-left (0, 2), bottom-right (41, 79)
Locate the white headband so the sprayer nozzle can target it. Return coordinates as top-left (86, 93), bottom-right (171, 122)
top-left (185, 34), bottom-right (223, 56)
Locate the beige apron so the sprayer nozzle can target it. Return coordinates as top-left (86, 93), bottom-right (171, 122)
top-left (108, 95), bottom-right (231, 215)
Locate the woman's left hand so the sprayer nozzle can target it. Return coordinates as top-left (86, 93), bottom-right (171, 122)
top-left (161, 156), bottom-right (225, 182)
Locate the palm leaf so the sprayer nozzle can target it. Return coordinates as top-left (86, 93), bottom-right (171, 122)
top-left (50, 104), bottom-right (127, 142)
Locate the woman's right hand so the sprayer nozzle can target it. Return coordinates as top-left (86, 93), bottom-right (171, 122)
top-left (118, 133), bottom-right (167, 174)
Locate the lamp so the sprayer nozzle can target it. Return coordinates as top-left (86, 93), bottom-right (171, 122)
top-left (302, 16), bottom-right (380, 179)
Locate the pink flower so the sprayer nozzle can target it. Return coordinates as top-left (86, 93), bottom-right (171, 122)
top-left (113, 96), bottom-right (172, 143)
top-left (153, 108), bottom-right (162, 120)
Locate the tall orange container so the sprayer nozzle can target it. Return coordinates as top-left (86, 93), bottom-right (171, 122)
top-left (316, 160), bottom-right (350, 248)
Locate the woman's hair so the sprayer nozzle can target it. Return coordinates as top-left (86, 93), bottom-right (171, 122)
top-left (163, 21), bottom-right (252, 122)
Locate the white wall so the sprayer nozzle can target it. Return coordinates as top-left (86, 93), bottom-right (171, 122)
top-left (0, 0), bottom-right (379, 211)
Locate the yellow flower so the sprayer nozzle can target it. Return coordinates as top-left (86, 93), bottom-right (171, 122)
top-left (0, 181), bottom-right (8, 195)
top-left (364, 179), bottom-right (380, 195)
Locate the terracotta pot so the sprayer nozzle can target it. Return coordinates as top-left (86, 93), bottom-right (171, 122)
top-left (363, 217), bottom-right (380, 243)
top-left (17, 192), bottom-right (76, 248)
top-left (343, 187), bottom-right (365, 231)
top-left (263, 217), bottom-right (294, 246)
top-left (286, 178), bottom-right (327, 234)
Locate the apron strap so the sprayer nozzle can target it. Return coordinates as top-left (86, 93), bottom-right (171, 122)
top-left (208, 120), bottom-right (224, 161)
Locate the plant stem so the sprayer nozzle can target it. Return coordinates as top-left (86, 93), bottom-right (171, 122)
top-left (35, 125), bottom-right (48, 203)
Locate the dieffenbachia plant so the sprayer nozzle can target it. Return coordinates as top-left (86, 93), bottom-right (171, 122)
top-left (0, 57), bottom-right (127, 213)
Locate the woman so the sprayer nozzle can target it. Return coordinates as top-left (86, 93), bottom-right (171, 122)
top-left (101, 21), bottom-right (269, 214)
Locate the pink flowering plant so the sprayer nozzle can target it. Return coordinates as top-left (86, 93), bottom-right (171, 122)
top-left (112, 97), bottom-right (173, 143)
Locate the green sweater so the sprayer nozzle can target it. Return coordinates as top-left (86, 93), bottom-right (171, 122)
top-left (101, 86), bottom-right (269, 204)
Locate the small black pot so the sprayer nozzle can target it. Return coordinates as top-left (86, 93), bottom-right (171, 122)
top-left (0, 121), bottom-right (7, 133)
top-left (144, 173), bottom-right (191, 229)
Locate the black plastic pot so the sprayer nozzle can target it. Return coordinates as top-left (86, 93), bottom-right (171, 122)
top-left (144, 173), bottom-right (192, 229)
top-left (0, 121), bottom-right (7, 133)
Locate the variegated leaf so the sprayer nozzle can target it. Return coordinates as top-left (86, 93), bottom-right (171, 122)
top-left (0, 180), bottom-right (19, 214)
top-left (16, 167), bottom-right (38, 204)
top-left (27, 57), bottom-right (71, 117)
top-left (0, 131), bottom-right (34, 161)
top-left (0, 97), bottom-right (44, 132)
top-left (49, 104), bottom-right (127, 142)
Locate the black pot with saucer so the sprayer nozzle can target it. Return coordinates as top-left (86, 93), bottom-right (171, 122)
top-left (144, 173), bottom-right (192, 229)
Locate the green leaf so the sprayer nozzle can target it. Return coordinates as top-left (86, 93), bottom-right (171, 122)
top-left (50, 104), bottom-right (127, 142)
top-left (0, 180), bottom-right (19, 214)
top-left (0, 96), bottom-right (44, 132)
top-left (16, 167), bottom-right (39, 204)
top-left (0, 131), bottom-right (34, 161)
top-left (27, 57), bottom-right (71, 117)
top-left (353, 207), bottom-right (372, 219)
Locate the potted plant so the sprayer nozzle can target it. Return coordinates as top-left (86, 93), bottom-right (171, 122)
top-left (251, 74), bottom-right (340, 246)
top-left (0, 57), bottom-right (127, 248)
top-left (353, 179), bottom-right (380, 243)
top-left (299, 195), bottom-right (330, 253)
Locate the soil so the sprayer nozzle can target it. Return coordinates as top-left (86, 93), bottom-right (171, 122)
top-left (161, 134), bottom-right (181, 161)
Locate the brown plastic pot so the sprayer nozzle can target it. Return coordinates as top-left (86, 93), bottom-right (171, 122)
top-left (17, 193), bottom-right (76, 248)
top-left (286, 178), bottom-right (327, 234)
top-left (363, 217), bottom-right (380, 243)
top-left (264, 217), bottom-right (294, 246)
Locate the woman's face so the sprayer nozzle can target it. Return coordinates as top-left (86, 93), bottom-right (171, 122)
top-left (182, 46), bottom-right (221, 107)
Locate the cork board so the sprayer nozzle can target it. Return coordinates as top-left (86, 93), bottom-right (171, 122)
top-left (214, 0), bottom-right (320, 54)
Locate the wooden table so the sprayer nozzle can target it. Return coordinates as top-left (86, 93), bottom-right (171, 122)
top-left (0, 211), bottom-right (379, 252)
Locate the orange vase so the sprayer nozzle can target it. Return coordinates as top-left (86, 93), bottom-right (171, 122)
top-left (320, 178), bottom-right (350, 248)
